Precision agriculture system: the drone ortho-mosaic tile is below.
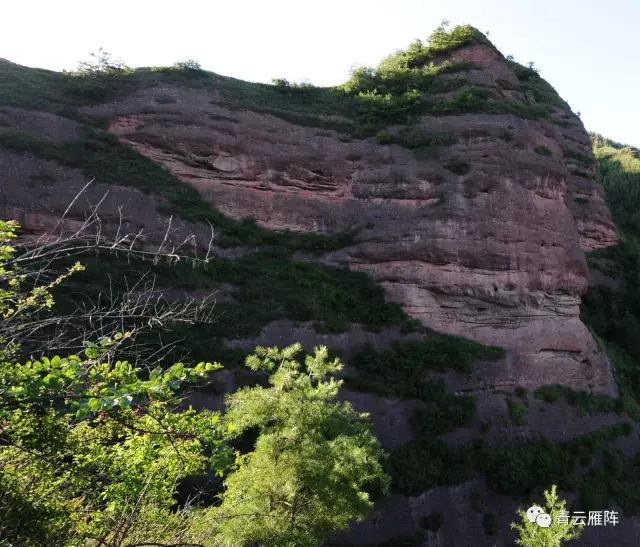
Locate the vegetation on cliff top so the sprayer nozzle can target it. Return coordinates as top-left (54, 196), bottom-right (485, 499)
top-left (1, 22), bottom-right (570, 144)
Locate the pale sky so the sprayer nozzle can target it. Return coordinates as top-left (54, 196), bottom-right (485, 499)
top-left (2, 0), bottom-right (639, 147)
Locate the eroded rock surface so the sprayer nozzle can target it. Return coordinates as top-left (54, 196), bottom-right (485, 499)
top-left (74, 42), bottom-right (619, 395)
top-left (0, 41), bottom-right (618, 395)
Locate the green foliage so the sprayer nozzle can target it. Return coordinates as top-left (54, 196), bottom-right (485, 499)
top-left (411, 393), bottom-right (477, 437)
top-left (0, 223), bottom-right (390, 546)
top-left (563, 148), bottom-right (592, 167)
top-left (574, 197), bottom-right (589, 204)
top-left (421, 511), bottom-right (444, 531)
top-left (443, 156), bottom-right (471, 175)
top-left (0, 26), bottom-right (566, 154)
top-left (271, 77), bottom-right (290, 88)
top-left (173, 59), bottom-right (202, 71)
top-left (592, 134), bottom-right (640, 233)
top-left (579, 135), bottom-right (640, 421)
top-left (61, 48), bottom-right (136, 102)
top-left (376, 129), bottom-right (393, 144)
top-left (71, 47), bottom-right (131, 77)
top-left (394, 127), bottom-right (457, 150)
top-left (213, 344), bottom-right (389, 547)
top-left (486, 423), bottom-right (632, 498)
top-left (507, 59), bottom-right (572, 112)
top-left (50, 248), bottom-right (409, 354)
top-left (534, 146), bottom-right (552, 156)
top-left (534, 384), bottom-right (622, 415)
top-left (580, 446), bottom-right (640, 516)
top-left (345, 336), bottom-right (505, 400)
top-left (375, 126), bottom-right (457, 151)
top-left (426, 86), bottom-right (552, 119)
top-left (389, 422), bottom-right (633, 500)
top-left (511, 485), bottom-right (583, 546)
top-left (508, 398), bottom-right (528, 426)
top-left (534, 384), bottom-right (563, 402)
top-left (0, 26), bottom-right (567, 145)
top-left (388, 438), bottom-right (485, 495)
top-left (515, 386), bottom-right (528, 399)
top-left (0, 222), bottom-right (235, 545)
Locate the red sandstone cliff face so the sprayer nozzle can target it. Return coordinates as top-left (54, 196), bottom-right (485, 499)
top-left (0, 42), bottom-right (618, 395)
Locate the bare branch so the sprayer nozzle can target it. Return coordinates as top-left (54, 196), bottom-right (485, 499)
top-left (2, 180), bottom-right (224, 367)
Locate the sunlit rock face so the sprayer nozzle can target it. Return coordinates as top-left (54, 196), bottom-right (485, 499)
top-left (0, 39), bottom-right (617, 395)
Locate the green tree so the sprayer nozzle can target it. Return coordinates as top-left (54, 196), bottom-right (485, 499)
top-left (0, 220), bottom-right (389, 546)
top-left (511, 485), bottom-right (583, 547)
top-left (212, 344), bottom-right (390, 547)
top-left (73, 47), bottom-right (130, 76)
top-left (0, 222), bottom-right (234, 545)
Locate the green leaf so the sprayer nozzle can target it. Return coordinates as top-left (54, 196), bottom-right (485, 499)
top-left (87, 398), bottom-right (101, 410)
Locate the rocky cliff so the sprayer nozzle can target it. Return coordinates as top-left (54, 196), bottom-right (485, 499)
top-left (1, 25), bottom-right (637, 546)
top-left (47, 34), bottom-right (616, 396)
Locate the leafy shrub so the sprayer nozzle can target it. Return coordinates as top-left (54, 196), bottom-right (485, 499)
top-left (444, 156), bottom-right (471, 175)
top-left (507, 398), bottom-right (528, 426)
top-left (216, 345), bottom-right (390, 547)
top-left (534, 384), bottom-right (623, 415)
top-left (580, 447), bottom-right (640, 516)
top-left (395, 127), bottom-right (456, 150)
top-left (271, 77), bottom-right (290, 88)
top-left (376, 130), bottom-right (393, 144)
top-left (514, 386), bottom-right (528, 398)
top-left (534, 146), bottom-right (552, 156)
top-left (564, 148), bottom-right (592, 167)
top-left (411, 394), bottom-right (477, 437)
top-left (172, 59), bottom-right (202, 71)
top-left (507, 59), bottom-right (571, 111)
top-left (388, 439), bottom-right (486, 495)
top-left (486, 423), bottom-right (632, 497)
top-left (389, 423), bottom-right (633, 499)
top-left (511, 485), bottom-right (583, 546)
top-left (534, 384), bottom-right (564, 402)
top-left (345, 337), bottom-right (504, 400)
top-left (52, 247), bottom-right (410, 351)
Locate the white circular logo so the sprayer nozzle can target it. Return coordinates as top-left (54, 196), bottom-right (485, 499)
top-left (526, 505), bottom-right (544, 523)
top-left (535, 513), bottom-right (552, 528)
